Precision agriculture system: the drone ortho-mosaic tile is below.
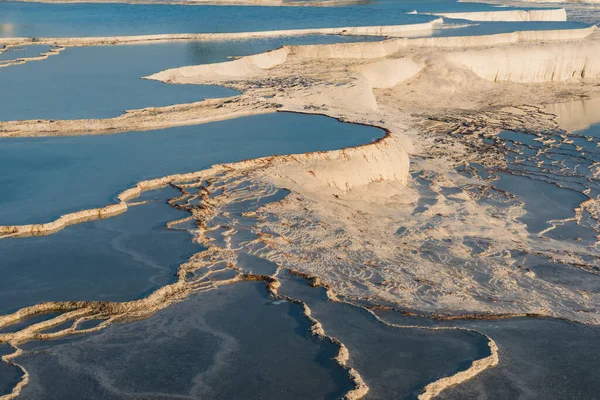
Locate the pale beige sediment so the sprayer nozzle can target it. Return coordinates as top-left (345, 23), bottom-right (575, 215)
top-left (147, 25), bottom-right (598, 84)
top-left (2, 27), bottom-right (600, 323)
top-left (0, 96), bottom-right (274, 137)
top-left (445, 40), bottom-right (600, 82)
top-left (146, 27), bottom-right (600, 325)
top-left (1, 21), bottom-right (589, 50)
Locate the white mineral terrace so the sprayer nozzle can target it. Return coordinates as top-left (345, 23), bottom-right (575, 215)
top-left (1, 5), bottom-right (600, 399)
top-left (428, 8), bottom-right (567, 21)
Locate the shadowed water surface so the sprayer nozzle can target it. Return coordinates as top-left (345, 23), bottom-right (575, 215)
top-left (0, 187), bottom-right (199, 315)
top-left (0, 344), bottom-right (21, 396)
top-left (13, 282), bottom-right (352, 400)
top-left (278, 274), bottom-right (491, 399)
top-left (375, 310), bottom-right (600, 400)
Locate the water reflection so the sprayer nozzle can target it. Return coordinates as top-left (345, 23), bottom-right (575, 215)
top-left (545, 95), bottom-right (600, 133)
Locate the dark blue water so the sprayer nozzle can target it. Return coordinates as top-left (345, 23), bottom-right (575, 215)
top-left (0, 112), bottom-right (383, 225)
top-left (375, 309), bottom-right (600, 400)
top-left (278, 274), bottom-right (491, 400)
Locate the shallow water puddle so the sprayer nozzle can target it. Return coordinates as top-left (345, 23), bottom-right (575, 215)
top-left (493, 172), bottom-right (587, 234)
top-left (546, 95), bottom-right (600, 133)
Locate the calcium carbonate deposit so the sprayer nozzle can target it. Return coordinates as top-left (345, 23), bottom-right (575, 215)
top-left (1, 0), bottom-right (600, 398)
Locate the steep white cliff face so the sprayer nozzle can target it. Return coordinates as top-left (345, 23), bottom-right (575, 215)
top-left (266, 133), bottom-right (410, 193)
top-left (288, 25), bottom-right (595, 59)
top-left (432, 8), bottom-right (567, 22)
top-left (147, 25), bottom-right (597, 85)
top-left (445, 40), bottom-right (600, 82)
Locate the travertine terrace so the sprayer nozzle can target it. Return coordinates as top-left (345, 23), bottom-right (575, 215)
top-left (1, 1), bottom-right (600, 399)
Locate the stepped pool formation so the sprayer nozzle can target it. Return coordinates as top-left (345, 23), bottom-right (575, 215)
top-left (1, 0), bottom-right (600, 398)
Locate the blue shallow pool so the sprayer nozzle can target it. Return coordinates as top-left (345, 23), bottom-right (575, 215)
top-left (0, 35), bottom-right (380, 121)
top-left (0, 112), bottom-right (383, 225)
